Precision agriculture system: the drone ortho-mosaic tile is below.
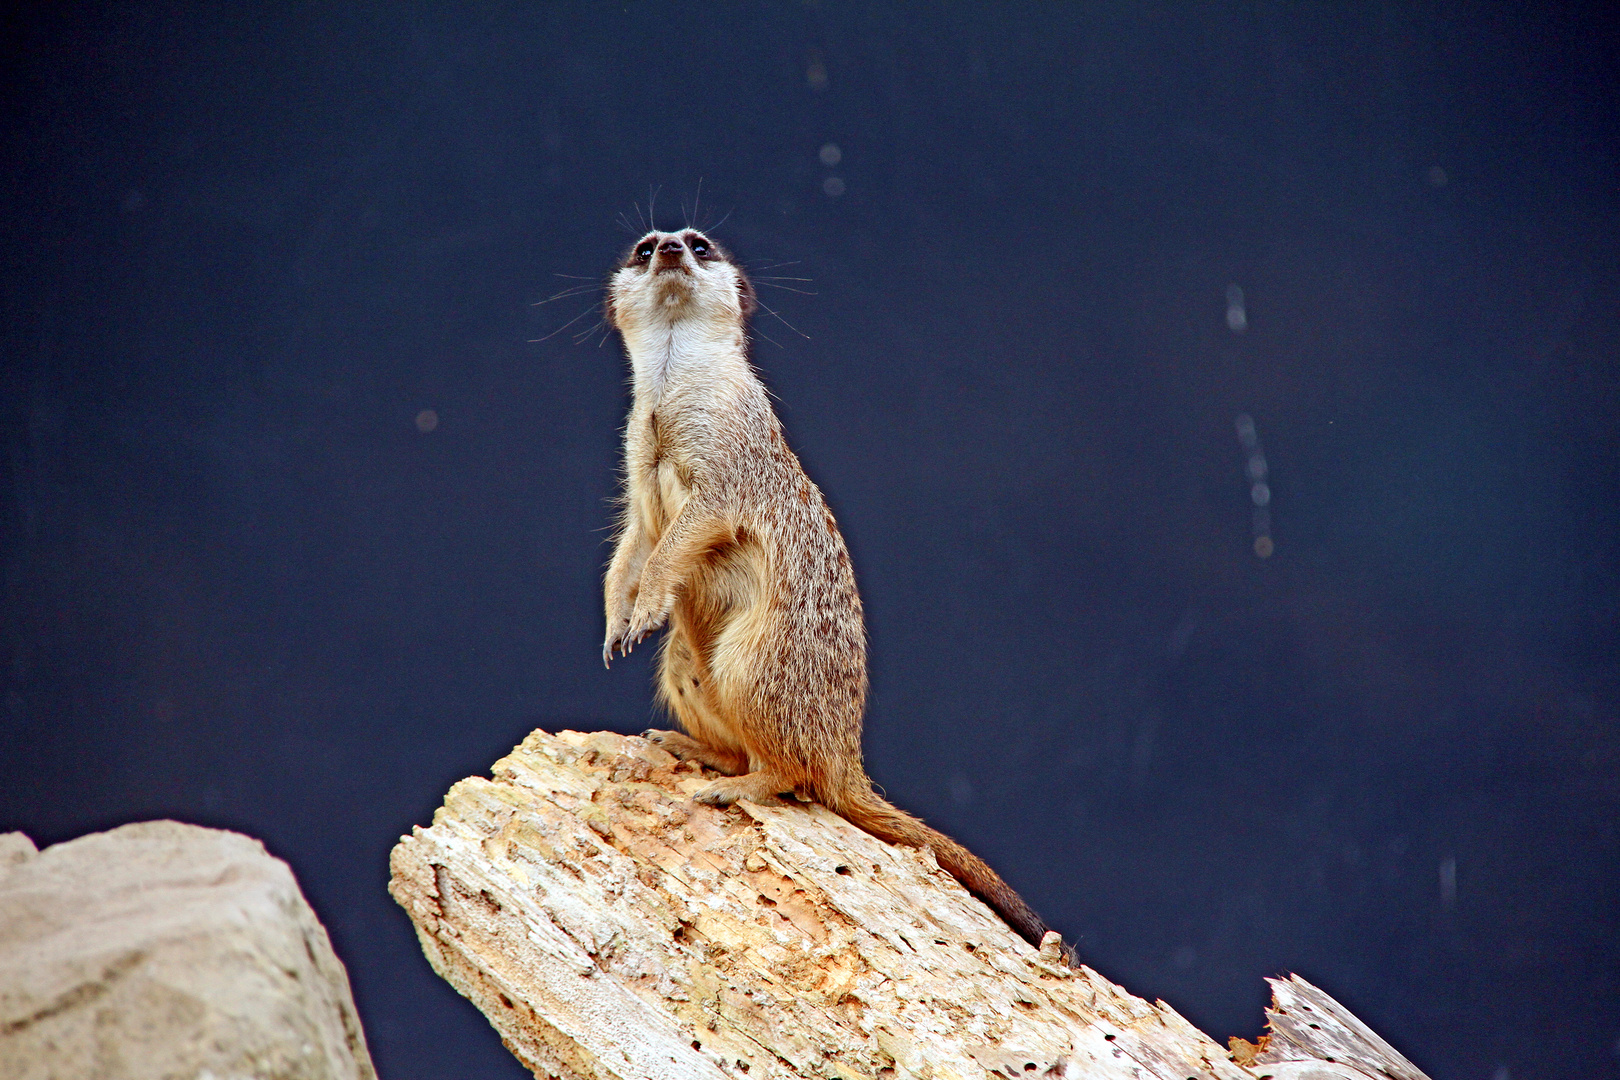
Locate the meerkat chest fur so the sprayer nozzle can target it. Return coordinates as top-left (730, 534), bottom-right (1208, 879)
top-left (627, 325), bottom-right (745, 531)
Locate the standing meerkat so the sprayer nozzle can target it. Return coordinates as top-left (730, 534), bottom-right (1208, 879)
top-left (601, 227), bottom-right (1065, 958)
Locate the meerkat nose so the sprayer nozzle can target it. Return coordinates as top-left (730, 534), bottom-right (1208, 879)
top-left (655, 237), bottom-right (687, 271)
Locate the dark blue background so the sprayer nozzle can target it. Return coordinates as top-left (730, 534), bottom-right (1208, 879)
top-left (3, 4), bottom-right (1616, 1078)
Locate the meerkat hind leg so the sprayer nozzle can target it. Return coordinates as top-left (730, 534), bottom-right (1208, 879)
top-left (693, 770), bottom-right (796, 807)
top-left (641, 729), bottom-right (748, 776)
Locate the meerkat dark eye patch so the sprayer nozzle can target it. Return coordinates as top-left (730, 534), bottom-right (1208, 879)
top-left (687, 233), bottom-right (711, 258)
top-left (633, 241), bottom-right (655, 264)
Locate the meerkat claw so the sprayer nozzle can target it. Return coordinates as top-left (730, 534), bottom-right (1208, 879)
top-left (624, 608), bottom-right (668, 650)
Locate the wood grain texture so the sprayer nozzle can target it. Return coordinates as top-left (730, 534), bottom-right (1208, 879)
top-left (1247, 976), bottom-right (1429, 1080)
top-left (389, 729), bottom-right (1428, 1080)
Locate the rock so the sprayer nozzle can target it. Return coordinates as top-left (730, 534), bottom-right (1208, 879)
top-left (0, 831), bottom-right (36, 867)
top-left (0, 820), bottom-right (377, 1080)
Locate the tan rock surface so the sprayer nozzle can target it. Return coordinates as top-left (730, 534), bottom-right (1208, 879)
top-left (0, 820), bottom-right (376, 1080)
top-left (391, 728), bottom-right (1428, 1080)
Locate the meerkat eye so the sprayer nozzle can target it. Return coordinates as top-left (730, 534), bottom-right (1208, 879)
top-left (634, 241), bottom-right (655, 263)
top-left (690, 237), bottom-right (710, 258)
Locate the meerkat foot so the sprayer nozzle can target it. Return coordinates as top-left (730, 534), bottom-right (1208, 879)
top-left (640, 729), bottom-right (748, 775)
top-left (640, 728), bottom-right (702, 758)
top-left (693, 771), bottom-right (794, 806)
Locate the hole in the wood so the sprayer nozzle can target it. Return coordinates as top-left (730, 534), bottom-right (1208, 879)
top-left (1309, 1023), bottom-right (1320, 1030)
top-left (759, 896), bottom-right (776, 907)
top-left (835, 865), bottom-right (851, 875)
top-left (1104, 1034), bottom-right (1116, 1041)
top-left (1024, 1064), bottom-right (1037, 1072)
top-left (737, 1062), bottom-right (750, 1072)
top-left (499, 994), bottom-right (513, 1009)
top-left (692, 1040), bottom-right (702, 1051)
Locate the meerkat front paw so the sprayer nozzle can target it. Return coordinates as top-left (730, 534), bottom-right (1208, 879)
top-left (603, 619), bottom-right (630, 666)
top-left (623, 601), bottom-right (669, 650)
top-left (603, 602), bottom-right (665, 665)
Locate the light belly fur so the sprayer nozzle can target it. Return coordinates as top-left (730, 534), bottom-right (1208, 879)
top-left (647, 463), bottom-right (774, 768)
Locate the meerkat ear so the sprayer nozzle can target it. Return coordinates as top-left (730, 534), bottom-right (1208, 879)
top-left (734, 269), bottom-right (757, 319)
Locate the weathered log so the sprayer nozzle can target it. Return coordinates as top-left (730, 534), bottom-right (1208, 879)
top-left (389, 729), bottom-right (1427, 1080)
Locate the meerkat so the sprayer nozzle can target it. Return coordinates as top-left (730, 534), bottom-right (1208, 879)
top-left (600, 227), bottom-right (1066, 959)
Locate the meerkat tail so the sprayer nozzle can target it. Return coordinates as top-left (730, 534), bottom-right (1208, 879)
top-left (827, 785), bottom-right (1065, 960)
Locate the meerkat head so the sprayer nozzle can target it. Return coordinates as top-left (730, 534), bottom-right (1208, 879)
top-left (607, 230), bottom-right (757, 336)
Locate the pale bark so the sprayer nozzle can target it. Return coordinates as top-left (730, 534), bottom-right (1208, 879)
top-left (389, 729), bottom-right (1427, 1080)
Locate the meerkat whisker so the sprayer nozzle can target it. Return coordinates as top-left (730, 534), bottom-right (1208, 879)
top-left (572, 318), bottom-right (608, 345)
top-left (533, 285), bottom-right (603, 306)
top-left (530, 303), bottom-right (599, 342)
top-left (751, 296), bottom-right (809, 339)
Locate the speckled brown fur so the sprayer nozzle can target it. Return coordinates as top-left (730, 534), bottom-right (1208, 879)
top-left (601, 228), bottom-right (1065, 959)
